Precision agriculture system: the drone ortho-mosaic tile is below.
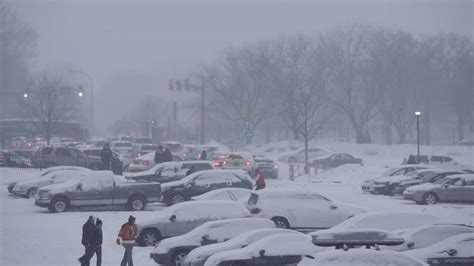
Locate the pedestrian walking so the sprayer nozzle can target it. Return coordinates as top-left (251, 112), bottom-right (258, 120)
top-left (117, 215), bottom-right (137, 266)
top-left (154, 145), bottom-right (164, 164)
top-left (79, 216), bottom-right (96, 266)
top-left (200, 150), bottom-right (207, 160)
top-left (92, 219), bottom-right (103, 266)
top-left (163, 148), bottom-right (173, 162)
top-left (255, 169), bottom-right (266, 190)
top-left (406, 154), bottom-right (417, 164)
top-left (100, 143), bottom-right (113, 170)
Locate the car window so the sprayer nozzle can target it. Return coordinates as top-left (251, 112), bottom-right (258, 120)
top-left (392, 168), bottom-right (406, 176)
top-left (195, 163), bottom-right (213, 171)
top-left (443, 157), bottom-right (452, 162)
top-left (452, 178), bottom-right (465, 186)
top-left (340, 153), bottom-right (353, 160)
top-left (193, 175), bottom-right (216, 186)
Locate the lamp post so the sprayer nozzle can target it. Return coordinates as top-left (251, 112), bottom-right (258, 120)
top-left (415, 111), bottom-right (421, 164)
top-left (67, 69), bottom-right (94, 137)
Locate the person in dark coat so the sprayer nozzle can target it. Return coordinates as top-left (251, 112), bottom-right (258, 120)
top-left (100, 143), bottom-right (113, 170)
top-left (154, 145), bottom-right (164, 164)
top-left (200, 150), bottom-right (207, 160)
top-left (255, 169), bottom-right (266, 190)
top-left (92, 219), bottom-right (103, 266)
top-left (79, 216), bottom-right (96, 266)
top-left (162, 148), bottom-right (173, 162)
top-left (406, 155), bottom-right (417, 164)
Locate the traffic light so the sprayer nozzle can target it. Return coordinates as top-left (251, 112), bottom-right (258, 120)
top-left (77, 85), bottom-right (84, 97)
top-left (23, 88), bottom-right (29, 99)
top-left (168, 80), bottom-right (174, 91)
top-left (176, 80), bottom-right (181, 91)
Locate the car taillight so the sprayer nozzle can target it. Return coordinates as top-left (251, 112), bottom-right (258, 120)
top-left (143, 160), bottom-right (149, 165)
top-left (223, 160), bottom-right (229, 165)
top-left (244, 160), bottom-right (251, 166)
top-left (274, 164), bottom-right (278, 169)
top-left (27, 143), bottom-right (32, 147)
top-left (250, 208), bottom-right (261, 214)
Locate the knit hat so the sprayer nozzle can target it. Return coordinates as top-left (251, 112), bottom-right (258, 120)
top-left (96, 218), bottom-right (102, 225)
top-left (128, 215), bottom-right (136, 223)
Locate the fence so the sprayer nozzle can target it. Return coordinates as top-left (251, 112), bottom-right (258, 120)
top-left (288, 163), bottom-right (319, 180)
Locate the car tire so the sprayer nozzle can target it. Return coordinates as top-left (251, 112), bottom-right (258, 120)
top-left (128, 195), bottom-right (147, 211)
top-left (49, 197), bottom-right (69, 213)
top-left (271, 217), bottom-right (290, 229)
top-left (422, 192), bottom-right (439, 205)
top-left (288, 157), bottom-right (297, 164)
top-left (167, 193), bottom-right (185, 206)
top-left (171, 250), bottom-right (189, 266)
top-left (139, 228), bottom-right (161, 246)
top-left (26, 187), bottom-right (37, 198)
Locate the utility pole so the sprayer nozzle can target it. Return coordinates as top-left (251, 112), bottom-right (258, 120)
top-left (200, 77), bottom-right (205, 145)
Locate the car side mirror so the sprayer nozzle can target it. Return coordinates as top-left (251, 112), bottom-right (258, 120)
top-left (169, 214), bottom-right (176, 221)
top-left (406, 240), bottom-right (415, 248)
top-left (330, 204), bottom-right (338, 209)
top-left (443, 184), bottom-right (449, 189)
top-left (241, 242), bottom-right (248, 248)
top-left (259, 249), bottom-right (265, 257)
top-left (202, 234), bottom-right (209, 241)
top-left (446, 249), bottom-right (457, 256)
top-left (76, 183), bottom-right (83, 191)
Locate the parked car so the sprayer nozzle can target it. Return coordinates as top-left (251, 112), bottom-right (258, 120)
top-left (403, 233), bottom-right (474, 263)
top-left (312, 229), bottom-right (404, 249)
top-left (245, 189), bottom-right (365, 230)
top-left (0, 150), bottom-right (33, 168)
top-left (402, 155), bottom-right (458, 165)
top-left (204, 234), bottom-right (322, 266)
top-left (403, 174), bottom-right (474, 204)
top-left (252, 155), bottom-right (278, 179)
top-left (78, 147), bottom-right (124, 174)
top-left (136, 200), bottom-right (251, 246)
top-left (361, 165), bottom-right (434, 193)
top-left (222, 153), bottom-right (256, 175)
top-left (208, 151), bottom-right (229, 168)
top-left (181, 145), bottom-right (202, 160)
top-left (11, 167), bottom-right (92, 198)
top-left (392, 169), bottom-right (465, 195)
top-left (132, 144), bottom-right (159, 158)
top-left (34, 171), bottom-right (161, 212)
top-left (119, 135), bottom-right (135, 142)
top-left (191, 187), bottom-right (253, 202)
top-left (385, 224), bottom-right (474, 252)
top-left (312, 152), bottom-right (363, 170)
top-left (35, 147), bottom-right (103, 170)
top-left (127, 152), bottom-right (156, 172)
top-left (184, 228), bottom-right (299, 266)
top-left (124, 161), bottom-right (214, 183)
top-left (278, 147), bottom-right (330, 164)
top-left (161, 170), bottom-right (253, 206)
top-left (162, 141), bottom-right (184, 155)
top-left (301, 249), bottom-right (426, 266)
top-left (150, 218), bottom-right (274, 266)
top-left (134, 136), bottom-right (153, 144)
top-left (112, 141), bottom-right (134, 151)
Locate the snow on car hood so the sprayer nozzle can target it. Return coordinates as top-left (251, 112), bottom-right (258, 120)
top-left (38, 179), bottom-right (79, 193)
top-left (403, 233), bottom-right (474, 261)
top-left (404, 183), bottom-right (439, 192)
top-left (374, 175), bottom-right (411, 184)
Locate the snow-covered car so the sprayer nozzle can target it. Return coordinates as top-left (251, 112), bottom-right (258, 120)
top-left (137, 200), bottom-right (251, 246)
top-left (221, 152), bottom-right (256, 175)
top-left (314, 211), bottom-right (439, 233)
top-left (278, 146), bottom-right (330, 164)
top-left (127, 152), bottom-right (156, 172)
top-left (10, 167), bottom-right (92, 198)
top-left (252, 155), bottom-right (278, 179)
top-left (312, 229), bottom-right (405, 249)
top-left (34, 171), bottom-right (161, 212)
top-left (245, 189), bottom-right (366, 230)
top-left (133, 136), bottom-right (153, 144)
top-left (403, 233), bottom-right (474, 263)
top-left (373, 169), bottom-right (463, 196)
top-left (403, 174), bottom-right (474, 204)
top-left (300, 249), bottom-right (427, 266)
top-left (191, 187), bottom-right (253, 202)
top-left (124, 161), bottom-right (214, 183)
top-left (161, 170), bottom-right (253, 206)
top-left (181, 145), bottom-right (202, 161)
top-left (361, 165), bottom-right (434, 193)
top-left (393, 169), bottom-right (449, 194)
top-left (385, 224), bottom-right (474, 252)
top-left (311, 152), bottom-right (363, 170)
top-left (184, 228), bottom-right (299, 266)
top-left (204, 234), bottom-right (323, 266)
top-left (150, 218), bottom-right (274, 266)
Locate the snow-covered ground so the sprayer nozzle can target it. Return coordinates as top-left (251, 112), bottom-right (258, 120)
top-left (1, 140), bottom-right (473, 265)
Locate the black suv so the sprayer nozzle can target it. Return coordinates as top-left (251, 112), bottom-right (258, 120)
top-left (161, 169), bottom-right (253, 206)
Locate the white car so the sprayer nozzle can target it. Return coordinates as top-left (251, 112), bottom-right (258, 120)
top-left (403, 233), bottom-right (474, 263)
top-left (127, 152), bottom-right (156, 172)
top-left (385, 224), bottom-right (474, 252)
top-left (222, 152), bottom-right (256, 175)
top-left (137, 200), bottom-right (251, 246)
top-left (124, 161), bottom-right (214, 183)
top-left (204, 234), bottom-right (323, 266)
top-left (278, 147), bottom-right (331, 164)
top-left (184, 228), bottom-right (299, 266)
top-left (245, 189), bottom-right (366, 230)
top-left (10, 167), bottom-right (92, 198)
top-left (300, 249), bottom-right (427, 266)
top-left (191, 187), bottom-right (253, 202)
top-left (361, 165), bottom-right (435, 193)
top-left (150, 218), bottom-right (275, 265)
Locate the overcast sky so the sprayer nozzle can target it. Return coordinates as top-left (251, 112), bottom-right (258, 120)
top-left (10, 0), bottom-right (473, 134)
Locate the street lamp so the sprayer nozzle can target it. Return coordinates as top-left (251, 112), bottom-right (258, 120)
top-left (415, 111), bottom-right (421, 164)
top-left (67, 69), bottom-right (94, 137)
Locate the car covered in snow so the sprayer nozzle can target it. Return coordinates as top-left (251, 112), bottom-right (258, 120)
top-left (124, 161), bottom-right (214, 183)
top-left (393, 169), bottom-right (456, 195)
top-left (245, 189), bottom-right (366, 230)
top-left (204, 234), bottom-right (323, 266)
top-left (126, 151), bottom-right (182, 172)
top-left (278, 146), bottom-right (330, 164)
top-left (403, 174), bottom-right (474, 205)
top-left (9, 166), bottom-right (92, 198)
top-left (312, 229), bottom-right (405, 249)
top-left (252, 155), bottom-right (278, 179)
top-left (161, 170), bottom-right (253, 206)
top-left (385, 224), bottom-right (474, 252)
top-left (150, 218), bottom-right (274, 265)
top-left (311, 152), bottom-right (363, 170)
top-left (403, 233), bottom-right (474, 264)
top-left (300, 249), bottom-right (426, 266)
top-left (184, 228), bottom-right (299, 266)
top-left (137, 200), bottom-right (251, 246)
top-left (361, 165), bottom-right (434, 193)
top-left (34, 171), bottom-right (161, 212)
top-left (191, 187), bottom-right (253, 202)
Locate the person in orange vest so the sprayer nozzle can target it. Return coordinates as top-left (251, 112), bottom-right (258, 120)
top-left (116, 215), bottom-right (137, 266)
top-left (255, 168), bottom-right (266, 190)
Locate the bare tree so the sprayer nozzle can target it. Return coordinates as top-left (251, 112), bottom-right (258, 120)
top-left (23, 74), bottom-right (78, 145)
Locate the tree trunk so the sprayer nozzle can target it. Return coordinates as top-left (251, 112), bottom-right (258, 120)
top-left (382, 111), bottom-right (393, 145)
top-left (355, 127), bottom-right (371, 144)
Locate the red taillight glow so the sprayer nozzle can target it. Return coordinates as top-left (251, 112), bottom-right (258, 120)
top-left (244, 160), bottom-right (251, 166)
top-left (223, 160), bottom-right (229, 165)
top-left (250, 208), bottom-right (261, 214)
top-left (143, 160), bottom-right (149, 165)
top-left (274, 165), bottom-right (278, 169)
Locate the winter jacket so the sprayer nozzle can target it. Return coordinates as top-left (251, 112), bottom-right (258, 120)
top-left (117, 223), bottom-right (137, 245)
top-left (200, 150), bottom-right (207, 160)
top-left (82, 221), bottom-right (96, 246)
top-left (255, 173), bottom-right (266, 190)
top-left (90, 227), bottom-right (103, 246)
top-left (163, 149), bottom-right (173, 162)
top-left (154, 151), bottom-right (164, 164)
top-left (100, 148), bottom-right (112, 163)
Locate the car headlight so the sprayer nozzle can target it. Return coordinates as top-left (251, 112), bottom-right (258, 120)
top-left (404, 189), bottom-right (414, 194)
top-left (39, 191), bottom-right (52, 199)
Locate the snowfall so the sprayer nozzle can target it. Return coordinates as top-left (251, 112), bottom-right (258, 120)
top-left (1, 140), bottom-right (473, 265)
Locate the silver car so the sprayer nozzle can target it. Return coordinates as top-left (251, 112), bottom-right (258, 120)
top-left (137, 200), bottom-right (251, 246)
top-left (403, 174), bottom-right (474, 204)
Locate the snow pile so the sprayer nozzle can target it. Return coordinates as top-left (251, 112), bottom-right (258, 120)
top-left (0, 168), bottom-right (39, 184)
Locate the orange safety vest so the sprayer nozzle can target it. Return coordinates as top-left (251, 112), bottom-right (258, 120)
top-left (118, 223), bottom-right (137, 244)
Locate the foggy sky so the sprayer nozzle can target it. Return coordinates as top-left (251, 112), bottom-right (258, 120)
top-left (10, 0), bottom-right (473, 135)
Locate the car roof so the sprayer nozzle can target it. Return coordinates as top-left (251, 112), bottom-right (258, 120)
top-left (252, 188), bottom-right (330, 199)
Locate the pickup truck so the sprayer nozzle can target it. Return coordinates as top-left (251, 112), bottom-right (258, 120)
top-left (35, 171), bottom-right (161, 213)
